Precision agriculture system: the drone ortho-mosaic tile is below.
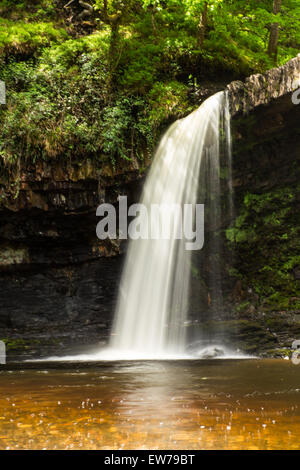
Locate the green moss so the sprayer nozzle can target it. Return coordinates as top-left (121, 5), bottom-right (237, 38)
top-left (1, 336), bottom-right (61, 354)
top-left (236, 301), bottom-right (251, 313)
top-left (227, 184), bottom-right (300, 311)
top-left (0, 18), bottom-right (68, 57)
top-left (266, 348), bottom-right (292, 358)
top-left (227, 267), bottom-right (242, 279)
top-left (1, 337), bottom-right (40, 351)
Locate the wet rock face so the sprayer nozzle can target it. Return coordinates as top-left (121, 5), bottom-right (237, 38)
top-left (225, 70), bottom-right (300, 355)
top-left (227, 54), bottom-right (300, 116)
top-left (0, 158), bottom-right (143, 212)
top-left (231, 92), bottom-right (300, 192)
top-left (0, 256), bottom-right (122, 347)
top-left (0, 161), bottom-right (143, 357)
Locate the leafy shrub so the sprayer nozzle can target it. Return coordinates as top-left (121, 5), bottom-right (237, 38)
top-left (147, 80), bottom-right (190, 126)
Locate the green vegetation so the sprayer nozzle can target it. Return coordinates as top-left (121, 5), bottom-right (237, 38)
top-left (226, 184), bottom-right (300, 310)
top-left (1, 337), bottom-right (40, 351)
top-left (0, 19), bottom-right (68, 57)
top-left (0, 0), bottom-right (300, 171)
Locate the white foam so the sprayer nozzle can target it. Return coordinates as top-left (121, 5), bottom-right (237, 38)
top-left (28, 345), bottom-right (254, 362)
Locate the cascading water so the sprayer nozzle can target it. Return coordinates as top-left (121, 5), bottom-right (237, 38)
top-left (37, 90), bottom-right (248, 362)
top-left (109, 91), bottom-right (233, 359)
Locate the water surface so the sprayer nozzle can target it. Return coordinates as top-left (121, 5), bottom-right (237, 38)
top-left (0, 359), bottom-right (299, 450)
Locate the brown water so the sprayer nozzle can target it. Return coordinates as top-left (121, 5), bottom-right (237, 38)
top-left (0, 359), bottom-right (299, 450)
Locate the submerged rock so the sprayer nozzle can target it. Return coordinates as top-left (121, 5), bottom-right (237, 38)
top-left (196, 346), bottom-right (225, 359)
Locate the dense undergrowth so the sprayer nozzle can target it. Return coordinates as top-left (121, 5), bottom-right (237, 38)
top-left (226, 184), bottom-right (300, 311)
top-left (0, 0), bottom-right (300, 170)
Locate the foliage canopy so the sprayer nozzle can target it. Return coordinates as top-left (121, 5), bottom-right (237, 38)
top-left (0, 0), bottom-right (299, 167)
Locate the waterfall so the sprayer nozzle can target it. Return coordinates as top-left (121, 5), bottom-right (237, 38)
top-left (109, 91), bottom-right (232, 358)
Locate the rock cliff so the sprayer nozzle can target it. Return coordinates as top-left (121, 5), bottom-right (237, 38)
top-left (1, 56), bottom-right (300, 359)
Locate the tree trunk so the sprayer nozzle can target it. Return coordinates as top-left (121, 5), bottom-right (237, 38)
top-left (107, 21), bottom-right (121, 101)
top-left (198, 1), bottom-right (208, 48)
top-left (109, 21), bottom-right (119, 64)
top-left (151, 10), bottom-right (158, 40)
top-left (267, 0), bottom-right (282, 62)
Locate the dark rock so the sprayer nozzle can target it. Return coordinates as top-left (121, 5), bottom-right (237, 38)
top-left (293, 266), bottom-right (300, 280)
